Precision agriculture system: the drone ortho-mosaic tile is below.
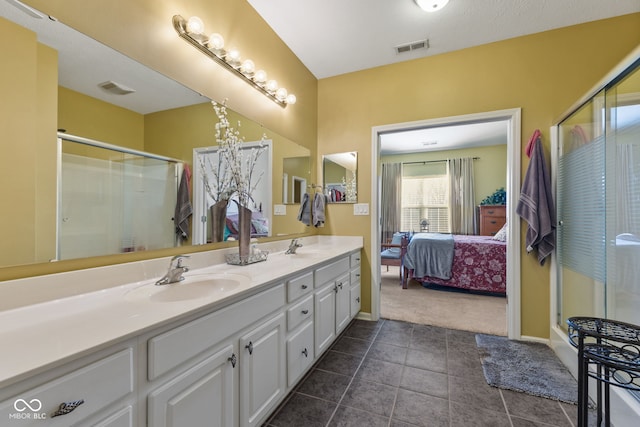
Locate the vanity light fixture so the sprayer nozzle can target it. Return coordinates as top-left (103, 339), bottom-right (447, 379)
top-left (414, 0), bottom-right (450, 12)
top-left (173, 15), bottom-right (296, 108)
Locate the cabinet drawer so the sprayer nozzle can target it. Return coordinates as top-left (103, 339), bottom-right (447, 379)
top-left (287, 294), bottom-right (313, 331)
top-left (350, 266), bottom-right (361, 285)
top-left (314, 258), bottom-right (349, 287)
top-left (0, 349), bottom-right (133, 426)
top-left (350, 252), bottom-right (361, 268)
top-left (286, 321), bottom-right (314, 387)
top-left (148, 284), bottom-right (285, 380)
top-left (287, 271), bottom-right (313, 302)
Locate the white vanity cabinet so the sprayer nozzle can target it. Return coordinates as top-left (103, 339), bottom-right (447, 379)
top-left (284, 271), bottom-right (315, 388)
top-left (239, 313), bottom-right (286, 427)
top-left (0, 342), bottom-right (136, 427)
top-left (350, 251), bottom-right (362, 317)
top-left (314, 255), bottom-right (353, 356)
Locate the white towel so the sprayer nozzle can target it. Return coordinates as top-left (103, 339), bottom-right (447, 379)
top-left (313, 192), bottom-right (326, 227)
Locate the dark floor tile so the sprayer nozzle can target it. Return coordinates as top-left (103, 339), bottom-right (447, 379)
top-left (559, 401), bottom-right (598, 426)
top-left (316, 350), bottom-right (362, 377)
top-left (328, 405), bottom-right (389, 427)
top-left (412, 323), bottom-right (447, 342)
top-left (400, 366), bottom-right (448, 399)
top-left (358, 357), bottom-right (404, 386)
top-left (410, 332), bottom-right (446, 350)
top-left (405, 346), bottom-right (447, 373)
top-left (368, 341), bottom-right (408, 364)
top-left (343, 321), bottom-right (381, 341)
top-left (390, 420), bottom-right (420, 427)
top-left (449, 401), bottom-right (512, 427)
top-left (340, 377), bottom-right (397, 417)
top-left (330, 335), bottom-right (371, 357)
top-left (511, 416), bottom-right (557, 426)
top-left (376, 328), bottom-right (412, 347)
top-left (501, 390), bottom-right (572, 427)
top-left (380, 319), bottom-right (414, 333)
top-left (296, 369), bottom-right (351, 403)
top-left (448, 374), bottom-right (506, 413)
top-left (392, 388), bottom-right (449, 427)
top-left (268, 393), bottom-right (337, 427)
top-left (447, 328), bottom-right (480, 345)
top-left (446, 339), bottom-right (485, 378)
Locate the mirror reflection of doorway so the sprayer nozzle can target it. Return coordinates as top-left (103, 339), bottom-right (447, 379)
top-left (292, 176), bottom-right (306, 203)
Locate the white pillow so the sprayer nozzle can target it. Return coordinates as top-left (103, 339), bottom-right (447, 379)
top-left (493, 223), bottom-right (507, 242)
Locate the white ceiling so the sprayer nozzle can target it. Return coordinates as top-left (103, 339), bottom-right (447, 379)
top-left (247, 0), bottom-right (640, 79)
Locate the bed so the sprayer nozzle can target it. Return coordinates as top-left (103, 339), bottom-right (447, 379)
top-left (403, 232), bottom-right (506, 294)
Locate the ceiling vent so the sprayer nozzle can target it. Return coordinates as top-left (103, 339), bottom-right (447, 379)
top-left (98, 81), bottom-right (136, 95)
top-left (395, 39), bottom-right (429, 54)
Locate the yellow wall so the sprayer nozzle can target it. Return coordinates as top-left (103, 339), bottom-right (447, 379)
top-left (382, 144), bottom-right (507, 207)
top-left (58, 87), bottom-right (145, 150)
top-left (317, 13), bottom-right (640, 338)
top-left (0, 18), bottom-right (57, 267)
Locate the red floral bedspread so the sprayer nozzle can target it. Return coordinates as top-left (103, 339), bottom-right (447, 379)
top-left (409, 235), bottom-right (506, 294)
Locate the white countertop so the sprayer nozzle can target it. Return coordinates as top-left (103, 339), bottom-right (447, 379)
top-left (0, 236), bottom-right (363, 388)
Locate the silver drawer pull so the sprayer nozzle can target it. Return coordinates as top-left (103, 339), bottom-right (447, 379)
top-left (302, 348), bottom-right (308, 357)
top-left (246, 341), bottom-right (254, 355)
top-left (51, 399), bottom-right (84, 418)
top-left (356, 273), bottom-right (361, 278)
top-left (301, 284), bottom-right (308, 289)
top-left (338, 282), bottom-right (343, 289)
top-left (302, 309), bottom-right (309, 314)
top-left (356, 297), bottom-right (360, 303)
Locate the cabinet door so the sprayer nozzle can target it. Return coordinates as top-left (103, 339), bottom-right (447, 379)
top-left (335, 273), bottom-right (351, 334)
top-left (286, 321), bottom-right (314, 387)
top-left (350, 282), bottom-right (361, 318)
top-left (239, 313), bottom-right (286, 427)
top-left (148, 344), bottom-right (236, 427)
top-left (314, 283), bottom-right (336, 356)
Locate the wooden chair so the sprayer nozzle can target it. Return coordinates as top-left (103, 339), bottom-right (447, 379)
top-left (381, 232), bottom-right (409, 286)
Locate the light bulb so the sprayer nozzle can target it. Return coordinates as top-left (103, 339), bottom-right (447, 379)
top-left (265, 80), bottom-right (278, 93)
top-left (415, 0), bottom-right (449, 12)
top-left (186, 16), bottom-right (205, 34)
top-left (207, 33), bottom-right (224, 50)
top-left (240, 59), bottom-right (255, 75)
top-left (286, 94), bottom-right (297, 105)
top-left (276, 87), bottom-right (288, 101)
top-left (254, 70), bottom-right (267, 84)
top-left (226, 48), bottom-right (241, 65)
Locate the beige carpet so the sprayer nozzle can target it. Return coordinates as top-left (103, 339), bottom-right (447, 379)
top-left (380, 267), bottom-right (507, 336)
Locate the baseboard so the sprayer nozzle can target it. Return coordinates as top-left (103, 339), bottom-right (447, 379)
top-left (355, 312), bottom-right (373, 321)
top-left (519, 335), bottom-right (550, 345)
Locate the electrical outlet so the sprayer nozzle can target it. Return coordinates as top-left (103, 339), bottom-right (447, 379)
top-left (273, 204), bottom-right (286, 215)
top-left (353, 203), bottom-right (369, 216)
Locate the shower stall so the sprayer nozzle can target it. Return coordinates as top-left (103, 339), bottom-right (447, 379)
top-left (57, 133), bottom-right (181, 261)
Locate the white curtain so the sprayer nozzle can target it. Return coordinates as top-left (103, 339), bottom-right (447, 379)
top-left (448, 157), bottom-right (475, 234)
top-left (381, 163), bottom-right (402, 242)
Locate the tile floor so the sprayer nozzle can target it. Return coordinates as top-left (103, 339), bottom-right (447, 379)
top-left (264, 319), bottom-right (582, 427)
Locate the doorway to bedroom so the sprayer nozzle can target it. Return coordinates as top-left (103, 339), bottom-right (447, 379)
top-left (370, 109), bottom-right (522, 339)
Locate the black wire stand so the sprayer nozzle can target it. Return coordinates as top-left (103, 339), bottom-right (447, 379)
top-left (567, 317), bottom-right (640, 427)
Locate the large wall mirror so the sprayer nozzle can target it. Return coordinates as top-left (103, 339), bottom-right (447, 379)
top-left (0, 2), bottom-right (311, 269)
top-left (323, 152), bottom-right (358, 203)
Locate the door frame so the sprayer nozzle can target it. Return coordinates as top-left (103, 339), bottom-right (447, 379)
top-left (369, 108), bottom-right (522, 339)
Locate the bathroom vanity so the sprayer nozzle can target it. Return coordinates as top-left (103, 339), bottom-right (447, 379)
top-left (0, 236), bottom-right (362, 426)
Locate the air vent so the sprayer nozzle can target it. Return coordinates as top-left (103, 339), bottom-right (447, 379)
top-left (395, 39), bottom-right (430, 55)
top-left (98, 81), bottom-right (136, 95)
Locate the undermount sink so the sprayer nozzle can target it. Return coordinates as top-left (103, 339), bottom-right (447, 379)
top-left (125, 273), bottom-right (250, 303)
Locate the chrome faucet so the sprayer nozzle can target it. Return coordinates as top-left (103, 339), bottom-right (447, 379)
top-left (155, 255), bottom-right (190, 285)
top-left (285, 239), bottom-right (303, 254)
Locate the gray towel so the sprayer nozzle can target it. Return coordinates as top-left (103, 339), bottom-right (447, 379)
top-left (516, 136), bottom-right (555, 265)
top-left (174, 168), bottom-right (192, 241)
top-left (297, 193), bottom-right (311, 226)
top-left (403, 233), bottom-right (455, 279)
top-left (312, 192), bottom-right (326, 227)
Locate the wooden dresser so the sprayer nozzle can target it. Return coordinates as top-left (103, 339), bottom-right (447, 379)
top-left (479, 205), bottom-right (506, 236)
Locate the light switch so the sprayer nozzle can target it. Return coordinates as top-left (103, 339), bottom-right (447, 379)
top-left (274, 204), bottom-right (287, 215)
top-left (353, 203), bottom-right (369, 216)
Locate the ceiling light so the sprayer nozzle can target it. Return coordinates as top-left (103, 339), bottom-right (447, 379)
top-left (414, 0), bottom-right (449, 12)
top-left (173, 15), bottom-right (295, 108)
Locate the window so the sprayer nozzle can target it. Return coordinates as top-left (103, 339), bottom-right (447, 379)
top-left (401, 162), bottom-right (449, 232)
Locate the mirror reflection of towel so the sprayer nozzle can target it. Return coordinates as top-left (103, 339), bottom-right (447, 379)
top-left (313, 192), bottom-right (326, 227)
top-left (297, 193), bottom-right (311, 226)
top-left (174, 167), bottom-right (192, 241)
